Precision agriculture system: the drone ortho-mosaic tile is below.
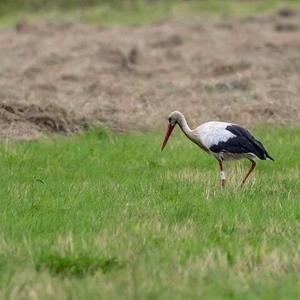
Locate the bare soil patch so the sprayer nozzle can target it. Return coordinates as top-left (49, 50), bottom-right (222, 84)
top-left (1, 10), bottom-right (300, 139)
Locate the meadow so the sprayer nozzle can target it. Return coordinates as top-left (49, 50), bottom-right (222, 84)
top-left (0, 126), bottom-right (299, 299)
top-left (1, 0), bottom-right (300, 26)
top-left (0, 0), bottom-right (300, 298)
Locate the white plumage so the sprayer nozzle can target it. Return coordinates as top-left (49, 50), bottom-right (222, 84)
top-left (194, 121), bottom-right (236, 149)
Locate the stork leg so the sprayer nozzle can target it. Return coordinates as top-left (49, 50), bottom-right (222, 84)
top-left (218, 160), bottom-right (226, 188)
top-left (241, 159), bottom-right (256, 186)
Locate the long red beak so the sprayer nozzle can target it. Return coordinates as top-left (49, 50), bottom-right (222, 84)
top-left (161, 123), bottom-right (175, 151)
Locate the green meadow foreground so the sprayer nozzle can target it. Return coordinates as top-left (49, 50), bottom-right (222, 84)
top-left (0, 127), bottom-right (299, 299)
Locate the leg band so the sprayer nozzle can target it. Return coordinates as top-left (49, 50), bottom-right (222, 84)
top-left (220, 171), bottom-right (226, 180)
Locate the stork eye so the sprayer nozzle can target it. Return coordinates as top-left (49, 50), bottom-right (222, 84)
top-left (168, 117), bottom-right (171, 122)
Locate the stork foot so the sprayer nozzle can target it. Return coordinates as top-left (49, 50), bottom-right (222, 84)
top-left (221, 179), bottom-right (226, 188)
top-left (240, 159), bottom-right (256, 187)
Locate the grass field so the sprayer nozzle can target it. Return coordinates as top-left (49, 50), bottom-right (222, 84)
top-left (1, 0), bottom-right (300, 27)
top-left (0, 126), bottom-right (299, 299)
top-left (1, 0), bottom-right (299, 298)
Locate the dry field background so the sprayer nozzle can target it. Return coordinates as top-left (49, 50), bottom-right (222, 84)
top-left (0, 9), bottom-right (300, 139)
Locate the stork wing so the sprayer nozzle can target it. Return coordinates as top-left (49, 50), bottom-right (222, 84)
top-left (210, 125), bottom-right (273, 160)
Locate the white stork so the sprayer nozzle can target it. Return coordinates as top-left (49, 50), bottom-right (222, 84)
top-left (161, 111), bottom-right (274, 187)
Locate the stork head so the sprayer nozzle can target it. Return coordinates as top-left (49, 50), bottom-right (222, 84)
top-left (161, 111), bottom-right (183, 151)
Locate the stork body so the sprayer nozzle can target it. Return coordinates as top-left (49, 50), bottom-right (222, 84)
top-left (161, 111), bottom-right (274, 187)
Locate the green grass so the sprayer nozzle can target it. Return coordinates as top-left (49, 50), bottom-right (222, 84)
top-left (36, 254), bottom-right (123, 277)
top-left (0, 126), bottom-right (299, 299)
top-left (1, 0), bottom-right (300, 27)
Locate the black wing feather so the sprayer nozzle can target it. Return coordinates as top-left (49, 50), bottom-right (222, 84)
top-left (210, 125), bottom-right (274, 161)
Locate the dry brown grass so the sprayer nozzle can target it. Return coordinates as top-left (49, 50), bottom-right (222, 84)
top-left (0, 11), bottom-right (300, 139)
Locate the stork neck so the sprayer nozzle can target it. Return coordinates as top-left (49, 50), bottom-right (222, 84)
top-left (177, 115), bottom-right (195, 142)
